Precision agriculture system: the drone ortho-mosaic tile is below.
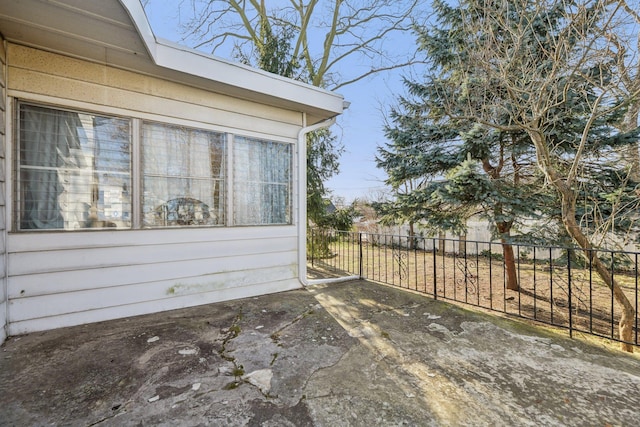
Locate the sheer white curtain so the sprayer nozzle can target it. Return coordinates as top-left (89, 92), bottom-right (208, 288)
top-left (142, 122), bottom-right (225, 226)
top-left (233, 137), bottom-right (291, 225)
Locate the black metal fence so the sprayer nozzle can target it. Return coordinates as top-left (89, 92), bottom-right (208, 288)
top-left (308, 228), bottom-right (639, 348)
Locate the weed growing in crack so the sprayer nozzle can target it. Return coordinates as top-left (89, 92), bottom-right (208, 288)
top-left (223, 381), bottom-right (240, 390)
top-left (228, 324), bottom-right (241, 337)
top-left (270, 332), bottom-right (282, 345)
top-left (217, 311), bottom-right (247, 384)
top-left (268, 308), bottom-right (316, 347)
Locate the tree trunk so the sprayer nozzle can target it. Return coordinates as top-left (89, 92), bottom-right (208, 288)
top-left (502, 240), bottom-right (519, 291)
top-left (528, 130), bottom-right (635, 352)
top-left (560, 197), bottom-right (636, 352)
top-left (496, 221), bottom-right (518, 291)
top-left (408, 221), bottom-right (416, 250)
top-left (620, 107), bottom-right (640, 182)
top-left (459, 234), bottom-right (466, 255)
top-left (438, 231), bottom-right (446, 254)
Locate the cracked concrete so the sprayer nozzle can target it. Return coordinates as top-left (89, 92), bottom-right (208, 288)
top-left (1, 280), bottom-right (640, 426)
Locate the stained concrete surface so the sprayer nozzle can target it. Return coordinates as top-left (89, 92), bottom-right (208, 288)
top-left (1, 280), bottom-right (640, 426)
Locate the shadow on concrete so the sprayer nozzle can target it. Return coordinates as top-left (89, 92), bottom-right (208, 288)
top-left (1, 280), bottom-right (639, 426)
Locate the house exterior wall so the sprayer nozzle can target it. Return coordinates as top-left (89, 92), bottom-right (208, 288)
top-left (0, 36), bottom-right (7, 343)
top-left (5, 43), bottom-right (305, 336)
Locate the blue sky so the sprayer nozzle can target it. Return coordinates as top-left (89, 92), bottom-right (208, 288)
top-left (142, 1), bottom-right (420, 204)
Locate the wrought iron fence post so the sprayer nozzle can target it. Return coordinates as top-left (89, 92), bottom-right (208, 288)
top-left (433, 238), bottom-right (437, 300)
top-left (635, 254), bottom-right (638, 345)
top-left (310, 228), bottom-right (315, 267)
top-left (359, 232), bottom-right (363, 279)
top-left (568, 248), bottom-right (573, 339)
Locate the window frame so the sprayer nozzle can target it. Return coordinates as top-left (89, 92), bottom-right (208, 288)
top-left (140, 120), bottom-right (227, 229)
top-left (14, 101), bottom-right (133, 232)
top-left (12, 98), bottom-right (297, 232)
top-left (231, 135), bottom-right (294, 226)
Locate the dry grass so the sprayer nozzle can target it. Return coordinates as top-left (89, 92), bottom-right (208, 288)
top-left (309, 238), bottom-right (639, 347)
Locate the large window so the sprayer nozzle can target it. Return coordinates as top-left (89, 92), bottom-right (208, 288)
top-left (233, 137), bottom-right (292, 225)
top-left (15, 102), bottom-right (294, 231)
top-left (17, 103), bottom-right (131, 230)
top-left (142, 122), bottom-right (225, 227)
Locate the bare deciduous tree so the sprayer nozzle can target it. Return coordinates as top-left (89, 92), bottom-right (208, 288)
top-left (609, 1), bottom-right (640, 181)
top-left (428, 0), bottom-right (639, 351)
top-left (172, 0), bottom-right (423, 90)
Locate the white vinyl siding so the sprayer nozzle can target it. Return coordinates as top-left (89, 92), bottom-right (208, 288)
top-left (5, 43), bottom-right (304, 335)
top-left (6, 227), bottom-right (299, 334)
top-left (7, 44), bottom-right (303, 139)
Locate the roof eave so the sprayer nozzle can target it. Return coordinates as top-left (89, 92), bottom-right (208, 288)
top-left (0, 0), bottom-right (344, 124)
top-left (153, 38), bottom-right (344, 123)
top-left (120, 0), bottom-right (344, 124)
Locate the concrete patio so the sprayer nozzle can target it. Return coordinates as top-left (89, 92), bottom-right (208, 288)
top-left (1, 280), bottom-right (639, 426)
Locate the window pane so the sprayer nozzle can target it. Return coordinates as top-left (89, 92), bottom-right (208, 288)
top-left (142, 122), bottom-right (225, 227)
top-left (18, 104), bottom-right (131, 230)
top-left (233, 137), bottom-right (292, 225)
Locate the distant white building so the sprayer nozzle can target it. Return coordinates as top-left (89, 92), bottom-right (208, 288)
top-left (0, 0), bottom-right (345, 343)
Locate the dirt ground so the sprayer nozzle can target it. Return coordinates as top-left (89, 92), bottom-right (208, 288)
top-left (2, 280), bottom-right (640, 426)
top-left (310, 239), bottom-right (639, 347)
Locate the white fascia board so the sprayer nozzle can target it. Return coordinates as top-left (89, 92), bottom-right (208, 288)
top-left (154, 39), bottom-right (344, 115)
top-left (119, 0), bottom-right (156, 58)
top-left (119, 0), bottom-right (343, 118)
